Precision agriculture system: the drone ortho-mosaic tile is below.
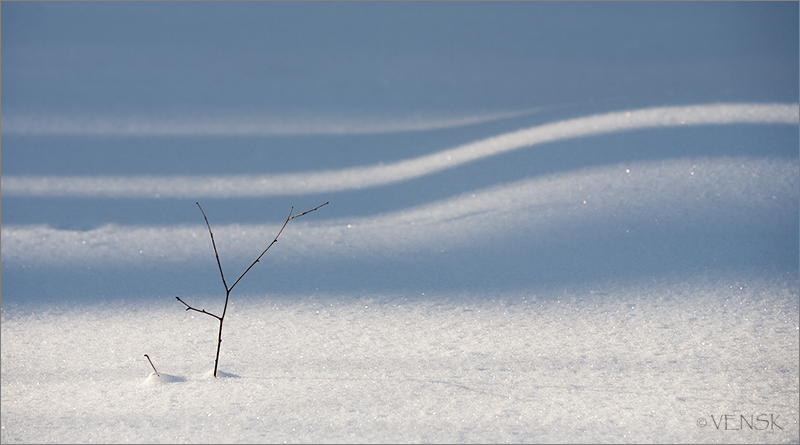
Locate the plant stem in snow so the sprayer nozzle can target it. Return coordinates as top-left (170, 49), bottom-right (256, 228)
top-left (177, 201), bottom-right (328, 377)
top-left (144, 354), bottom-right (159, 375)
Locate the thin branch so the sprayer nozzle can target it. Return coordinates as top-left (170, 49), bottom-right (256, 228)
top-left (228, 201), bottom-right (329, 293)
top-left (289, 201), bottom-right (330, 221)
top-left (175, 296), bottom-right (222, 321)
top-left (144, 354), bottom-right (159, 375)
top-left (196, 202), bottom-right (228, 292)
top-left (227, 207), bottom-right (292, 292)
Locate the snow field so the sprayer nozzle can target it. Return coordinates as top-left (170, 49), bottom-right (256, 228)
top-left (2, 104), bottom-right (797, 443)
top-left (2, 279), bottom-right (797, 443)
top-left (2, 155), bottom-right (797, 269)
top-left (3, 4), bottom-right (798, 442)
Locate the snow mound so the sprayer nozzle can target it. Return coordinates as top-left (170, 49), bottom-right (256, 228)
top-left (200, 369), bottom-right (240, 379)
top-left (141, 372), bottom-right (185, 385)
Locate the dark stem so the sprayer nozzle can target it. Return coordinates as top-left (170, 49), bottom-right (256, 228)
top-left (213, 310), bottom-right (225, 377)
top-left (144, 354), bottom-right (159, 375)
top-left (196, 202), bottom-right (228, 293)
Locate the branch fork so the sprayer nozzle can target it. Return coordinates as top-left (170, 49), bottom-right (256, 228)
top-left (177, 201), bottom-right (328, 377)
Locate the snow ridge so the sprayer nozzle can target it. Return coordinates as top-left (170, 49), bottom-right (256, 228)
top-left (3, 103), bottom-right (797, 198)
top-left (2, 156), bottom-right (796, 267)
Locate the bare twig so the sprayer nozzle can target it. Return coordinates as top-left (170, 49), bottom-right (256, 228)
top-left (144, 354), bottom-right (159, 375)
top-left (289, 201), bottom-right (330, 220)
top-left (228, 201), bottom-right (329, 293)
top-left (175, 296), bottom-right (221, 321)
top-left (178, 201), bottom-right (328, 377)
top-left (196, 202), bottom-right (228, 292)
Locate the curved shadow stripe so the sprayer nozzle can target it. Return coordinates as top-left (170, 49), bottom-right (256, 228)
top-left (2, 103), bottom-right (797, 198)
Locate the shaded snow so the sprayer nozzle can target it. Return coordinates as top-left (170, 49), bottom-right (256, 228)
top-left (1, 107), bottom-right (550, 137)
top-left (2, 103), bottom-right (796, 198)
top-left (2, 155), bottom-right (798, 268)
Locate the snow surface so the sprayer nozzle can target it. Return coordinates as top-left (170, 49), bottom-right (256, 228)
top-left (3, 103), bottom-right (797, 199)
top-left (3, 107), bottom-right (798, 443)
top-left (2, 2), bottom-right (799, 443)
top-left (2, 282), bottom-right (798, 443)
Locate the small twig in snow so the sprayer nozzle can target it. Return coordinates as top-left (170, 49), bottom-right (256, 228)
top-left (144, 354), bottom-right (159, 376)
top-left (178, 201), bottom-right (328, 377)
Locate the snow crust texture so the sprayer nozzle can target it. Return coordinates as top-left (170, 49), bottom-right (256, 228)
top-left (2, 283), bottom-right (798, 443)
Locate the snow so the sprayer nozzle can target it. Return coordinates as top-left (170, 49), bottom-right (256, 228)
top-left (1, 108), bottom-right (551, 137)
top-left (2, 155), bottom-right (798, 270)
top-left (2, 2), bottom-right (799, 443)
top-left (142, 372), bottom-right (186, 385)
top-left (3, 103), bottom-right (797, 199)
top-left (2, 284), bottom-right (798, 443)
